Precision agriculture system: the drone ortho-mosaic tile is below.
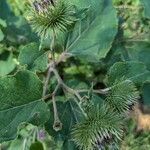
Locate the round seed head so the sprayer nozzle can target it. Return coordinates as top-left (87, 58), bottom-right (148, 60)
top-left (28, 0), bottom-right (75, 37)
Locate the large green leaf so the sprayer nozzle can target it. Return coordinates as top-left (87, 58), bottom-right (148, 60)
top-left (0, 100), bottom-right (49, 143)
top-left (64, 0), bottom-right (118, 61)
top-left (126, 42), bottom-right (150, 70)
top-left (106, 61), bottom-right (150, 86)
top-left (0, 70), bottom-right (43, 109)
top-left (142, 81), bottom-right (150, 106)
top-left (140, 0), bottom-right (150, 19)
top-left (18, 43), bottom-right (48, 72)
top-left (0, 52), bottom-right (16, 76)
top-left (0, 70), bottom-right (49, 142)
top-left (0, 1), bottom-right (12, 20)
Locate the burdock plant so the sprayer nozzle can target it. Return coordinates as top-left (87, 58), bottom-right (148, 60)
top-left (0, 0), bottom-right (148, 150)
top-left (24, 1), bottom-right (140, 149)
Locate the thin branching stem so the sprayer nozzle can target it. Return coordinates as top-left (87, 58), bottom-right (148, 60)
top-left (77, 89), bottom-right (109, 95)
top-left (52, 68), bottom-right (83, 101)
top-left (51, 29), bottom-right (56, 63)
top-left (52, 84), bottom-right (62, 131)
top-left (42, 65), bottom-right (53, 99)
top-left (42, 52), bottom-right (72, 101)
top-left (51, 68), bottom-right (87, 117)
top-left (22, 138), bottom-right (27, 150)
top-left (43, 65), bottom-right (110, 102)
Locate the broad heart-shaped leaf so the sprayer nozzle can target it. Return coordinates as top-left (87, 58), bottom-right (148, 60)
top-left (45, 100), bottom-right (85, 140)
top-left (0, 70), bottom-right (49, 142)
top-left (0, 52), bottom-right (16, 76)
top-left (140, 0), bottom-right (150, 19)
top-left (106, 61), bottom-right (150, 86)
top-left (0, 100), bottom-right (49, 143)
top-left (142, 81), bottom-right (150, 106)
top-left (63, 0), bottom-right (118, 62)
top-left (126, 42), bottom-right (150, 70)
top-left (0, 70), bottom-right (43, 109)
top-left (18, 43), bottom-right (48, 72)
top-left (0, 1), bottom-right (12, 20)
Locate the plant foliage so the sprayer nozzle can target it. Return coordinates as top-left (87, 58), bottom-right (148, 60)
top-left (0, 0), bottom-right (150, 149)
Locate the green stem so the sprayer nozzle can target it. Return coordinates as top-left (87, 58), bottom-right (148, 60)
top-left (51, 29), bottom-right (56, 63)
top-left (52, 94), bottom-right (62, 131)
top-left (42, 66), bottom-right (53, 99)
top-left (42, 29), bottom-right (56, 99)
top-left (52, 68), bottom-right (87, 117)
top-left (22, 138), bottom-right (27, 150)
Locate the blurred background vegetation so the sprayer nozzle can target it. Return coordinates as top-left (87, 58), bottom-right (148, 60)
top-left (0, 0), bottom-right (150, 149)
